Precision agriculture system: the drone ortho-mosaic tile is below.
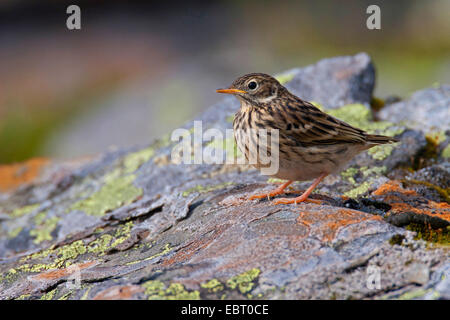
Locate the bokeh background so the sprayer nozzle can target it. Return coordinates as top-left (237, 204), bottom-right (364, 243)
top-left (0, 0), bottom-right (449, 164)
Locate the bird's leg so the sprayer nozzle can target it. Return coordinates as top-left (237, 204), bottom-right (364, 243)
top-left (272, 173), bottom-right (328, 205)
top-left (249, 180), bottom-right (293, 201)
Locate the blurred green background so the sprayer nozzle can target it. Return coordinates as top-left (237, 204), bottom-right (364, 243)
top-left (0, 0), bottom-right (449, 164)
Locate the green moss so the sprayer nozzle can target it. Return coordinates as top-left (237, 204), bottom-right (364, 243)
top-left (10, 204), bottom-right (40, 218)
top-left (201, 279), bottom-right (224, 293)
top-left (402, 179), bottom-right (449, 203)
top-left (30, 216), bottom-right (60, 244)
top-left (406, 223), bottom-right (449, 245)
top-left (426, 131), bottom-right (447, 145)
top-left (267, 177), bottom-right (285, 184)
top-left (389, 234), bottom-right (406, 246)
top-left (142, 280), bottom-right (200, 300)
top-left (344, 180), bottom-right (372, 198)
top-left (15, 294), bottom-right (31, 300)
top-left (226, 268), bottom-right (261, 294)
top-left (182, 182), bottom-right (233, 197)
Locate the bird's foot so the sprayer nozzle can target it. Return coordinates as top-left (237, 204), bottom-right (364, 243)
top-left (249, 181), bottom-right (292, 201)
top-left (272, 195), bottom-right (322, 205)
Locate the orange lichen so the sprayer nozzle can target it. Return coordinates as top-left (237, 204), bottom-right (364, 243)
top-left (373, 180), bottom-right (418, 197)
top-left (297, 208), bottom-right (382, 242)
top-left (31, 260), bottom-right (98, 281)
top-left (93, 285), bottom-right (143, 300)
top-left (373, 180), bottom-right (450, 223)
top-left (0, 158), bottom-right (49, 192)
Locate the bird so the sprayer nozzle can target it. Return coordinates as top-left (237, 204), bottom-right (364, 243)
top-left (216, 73), bottom-right (398, 205)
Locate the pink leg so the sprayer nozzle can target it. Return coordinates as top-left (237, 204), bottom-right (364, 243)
top-left (249, 180), bottom-right (293, 200)
top-left (272, 173), bottom-right (328, 205)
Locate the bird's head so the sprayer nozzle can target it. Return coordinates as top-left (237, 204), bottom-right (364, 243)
top-left (216, 73), bottom-right (284, 106)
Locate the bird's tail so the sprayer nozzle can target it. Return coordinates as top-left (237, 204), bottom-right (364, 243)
top-left (366, 134), bottom-right (399, 145)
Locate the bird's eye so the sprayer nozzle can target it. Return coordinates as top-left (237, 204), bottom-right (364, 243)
top-left (248, 81), bottom-right (257, 90)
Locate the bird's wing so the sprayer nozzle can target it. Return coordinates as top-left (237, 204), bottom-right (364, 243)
top-left (273, 98), bottom-right (368, 147)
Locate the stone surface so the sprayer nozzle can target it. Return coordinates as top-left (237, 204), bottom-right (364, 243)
top-left (285, 52), bottom-right (375, 109)
top-left (0, 53), bottom-right (448, 300)
top-left (378, 85), bottom-right (450, 133)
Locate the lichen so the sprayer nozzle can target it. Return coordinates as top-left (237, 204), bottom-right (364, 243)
top-left (344, 180), bottom-right (373, 198)
top-left (226, 268), bottom-right (261, 294)
top-left (341, 167), bottom-right (359, 185)
top-left (30, 215), bottom-right (60, 244)
top-left (267, 177), bottom-right (286, 184)
top-left (182, 182), bottom-right (233, 197)
top-left (70, 174), bottom-right (142, 216)
top-left (326, 104), bottom-right (405, 138)
top-left (69, 147), bottom-right (154, 217)
top-left (10, 204), bottom-right (40, 218)
top-left (442, 144), bottom-right (450, 159)
top-left (7, 226), bottom-right (23, 238)
top-left (205, 137), bottom-right (243, 161)
top-left (126, 243), bottom-right (173, 265)
top-left (18, 239), bottom-right (88, 273)
top-left (275, 70), bottom-right (297, 84)
top-left (142, 280), bottom-right (200, 300)
top-left (368, 144), bottom-right (395, 161)
top-left (201, 279), bottom-right (224, 293)
top-left (40, 289), bottom-right (57, 300)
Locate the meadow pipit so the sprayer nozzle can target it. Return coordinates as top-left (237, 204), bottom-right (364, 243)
top-left (217, 73), bottom-right (398, 205)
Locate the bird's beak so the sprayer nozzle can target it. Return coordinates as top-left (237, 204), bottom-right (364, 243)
top-left (216, 88), bottom-right (247, 94)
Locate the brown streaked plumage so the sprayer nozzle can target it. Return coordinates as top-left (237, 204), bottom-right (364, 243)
top-left (216, 73), bottom-right (398, 205)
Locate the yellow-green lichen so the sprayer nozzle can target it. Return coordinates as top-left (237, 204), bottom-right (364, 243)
top-left (442, 145), bottom-right (450, 159)
top-left (344, 180), bottom-right (373, 198)
top-left (10, 204), bottom-right (40, 218)
top-left (142, 280), bottom-right (200, 300)
top-left (341, 167), bottom-right (359, 185)
top-left (327, 104), bottom-right (404, 138)
top-left (40, 289), bottom-right (57, 300)
top-left (126, 243), bottom-right (173, 265)
top-left (19, 239), bottom-right (88, 273)
top-left (368, 144), bottom-right (395, 161)
top-left (69, 147), bottom-right (154, 217)
top-left (275, 70), bottom-right (297, 85)
top-left (205, 137), bottom-right (243, 161)
top-left (30, 215), bottom-right (60, 244)
top-left (267, 177), bottom-right (285, 184)
top-left (361, 166), bottom-right (387, 177)
top-left (226, 268), bottom-right (261, 294)
top-left (8, 226), bottom-right (23, 238)
top-left (182, 182), bottom-right (233, 197)
top-left (201, 279), bottom-right (224, 293)
top-left (70, 174), bottom-right (142, 216)
top-left (122, 147), bottom-right (155, 174)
